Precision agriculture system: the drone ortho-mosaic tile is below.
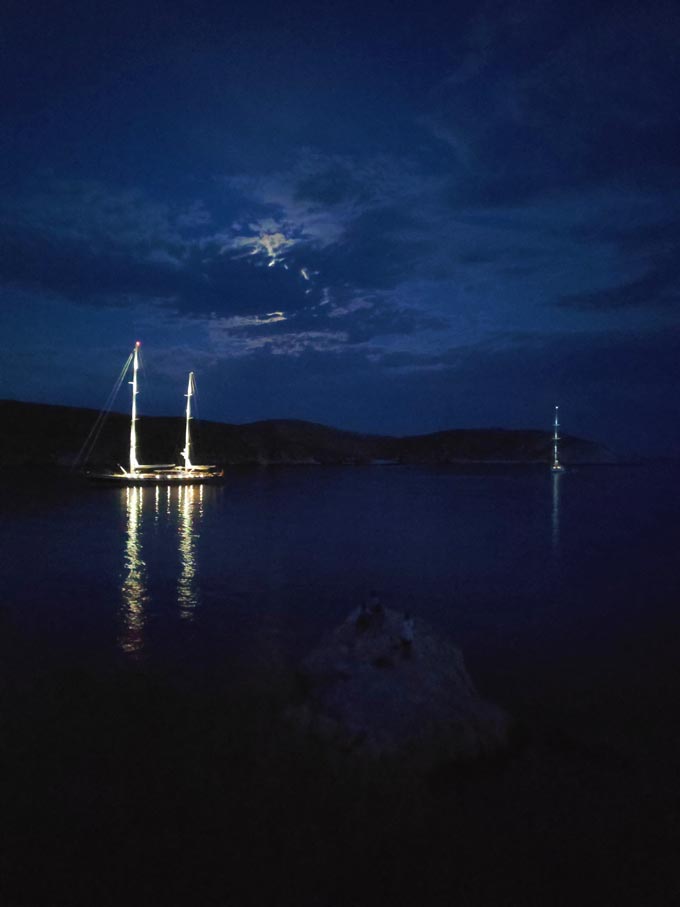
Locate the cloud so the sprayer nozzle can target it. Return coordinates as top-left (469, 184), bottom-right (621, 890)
top-left (216, 311), bottom-right (287, 328)
top-left (0, 221), bottom-right (183, 302)
top-left (560, 265), bottom-right (680, 311)
top-left (221, 150), bottom-right (445, 275)
top-left (0, 182), bottom-right (321, 317)
top-left (326, 297), bottom-right (373, 319)
top-left (420, 2), bottom-right (680, 206)
top-left (4, 179), bottom-right (206, 248)
top-left (223, 220), bottom-right (298, 266)
top-left (0, 155), bottom-right (454, 329)
top-left (4, 108), bottom-right (680, 374)
top-left (208, 318), bottom-right (348, 358)
top-left (560, 215), bottom-right (680, 310)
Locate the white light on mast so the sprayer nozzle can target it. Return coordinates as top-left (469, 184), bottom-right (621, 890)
top-left (181, 371), bottom-right (194, 472)
top-left (129, 342), bottom-right (141, 475)
top-left (552, 404), bottom-right (561, 470)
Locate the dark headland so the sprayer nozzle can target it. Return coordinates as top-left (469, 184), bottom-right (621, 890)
top-left (0, 399), bottom-right (618, 468)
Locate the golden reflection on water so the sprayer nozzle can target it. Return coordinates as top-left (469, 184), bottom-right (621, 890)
top-left (177, 484), bottom-right (201, 619)
top-left (119, 483), bottom-right (205, 653)
top-left (120, 486), bottom-right (148, 655)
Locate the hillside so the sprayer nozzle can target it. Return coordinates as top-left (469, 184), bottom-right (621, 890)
top-left (0, 400), bottom-right (618, 468)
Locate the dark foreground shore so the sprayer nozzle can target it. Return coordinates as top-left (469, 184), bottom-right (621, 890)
top-left (2, 616), bottom-right (680, 907)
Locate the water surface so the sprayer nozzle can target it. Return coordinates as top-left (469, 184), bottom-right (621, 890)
top-left (2, 464), bottom-right (678, 706)
top-left (3, 463), bottom-right (680, 906)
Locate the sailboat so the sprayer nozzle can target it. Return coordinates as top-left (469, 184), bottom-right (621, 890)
top-left (551, 404), bottom-right (565, 473)
top-left (88, 342), bottom-right (223, 485)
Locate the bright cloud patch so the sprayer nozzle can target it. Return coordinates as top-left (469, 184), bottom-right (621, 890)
top-left (225, 219), bottom-right (297, 267)
top-left (216, 311), bottom-right (287, 329)
top-left (327, 297), bottom-right (374, 319)
top-left (209, 319), bottom-right (347, 358)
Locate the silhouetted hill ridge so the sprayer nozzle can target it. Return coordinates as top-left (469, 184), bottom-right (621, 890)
top-left (0, 399), bottom-right (619, 467)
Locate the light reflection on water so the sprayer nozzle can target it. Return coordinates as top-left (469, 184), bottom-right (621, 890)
top-left (118, 471), bottom-right (569, 658)
top-left (119, 483), bottom-right (204, 654)
top-left (551, 471), bottom-right (561, 553)
top-left (120, 486), bottom-right (148, 655)
top-left (2, 464), bottom-right (678, 679)
top-left (178, 485), bottom-right (201, 620)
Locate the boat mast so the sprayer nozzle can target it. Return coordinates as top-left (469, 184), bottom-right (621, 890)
top-left (552, 404), bottom-right (560, 469)
top-left (129, 342), bottom-right (141, 475)
top-left (182, 371), bottom-right (194, 472)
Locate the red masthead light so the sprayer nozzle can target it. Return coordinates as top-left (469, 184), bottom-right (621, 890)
top-left (135, 340), bottom-right (141, 347)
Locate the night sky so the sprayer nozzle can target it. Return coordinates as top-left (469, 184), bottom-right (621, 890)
top-left (2, 0), bottom-right (679, 454)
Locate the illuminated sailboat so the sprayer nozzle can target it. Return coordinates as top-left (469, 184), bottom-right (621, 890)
top-left (551, 405), bottom-right (565, 473)
top-left (88, 343), bottom-right (223, 484)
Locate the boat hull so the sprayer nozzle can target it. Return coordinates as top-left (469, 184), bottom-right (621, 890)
top-left (87, 471), bottom-right (224, 486)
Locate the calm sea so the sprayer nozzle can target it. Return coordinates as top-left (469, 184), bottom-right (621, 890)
top-left (2, 463), bottom-right (679, 707)
top-left (3, 463), bottom-right (680, 906)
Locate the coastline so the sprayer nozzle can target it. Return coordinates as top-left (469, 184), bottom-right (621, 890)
top-left (0, 398), bottom-right (621, 469)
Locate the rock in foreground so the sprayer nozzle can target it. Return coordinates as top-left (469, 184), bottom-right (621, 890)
top-left (294, 608), bottom-right (512, 763)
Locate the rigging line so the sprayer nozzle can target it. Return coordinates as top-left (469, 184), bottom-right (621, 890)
top-left (72, 352), bottom-right (133, 468)
top-left (136, 346), bottom-right (159, 411)
top-left (138, 347), bottom-right (162, 416)
top-left (76, 352), bottom-right (132, 467)
top-left (191, 377), bottom-right (200, 421)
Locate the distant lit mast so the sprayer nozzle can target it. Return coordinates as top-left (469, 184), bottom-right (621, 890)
top-left (551, 404), bottom-right (565, 473)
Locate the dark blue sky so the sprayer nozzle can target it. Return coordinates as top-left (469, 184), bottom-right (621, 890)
top-left (2, 0), bottom-right (679, 454)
